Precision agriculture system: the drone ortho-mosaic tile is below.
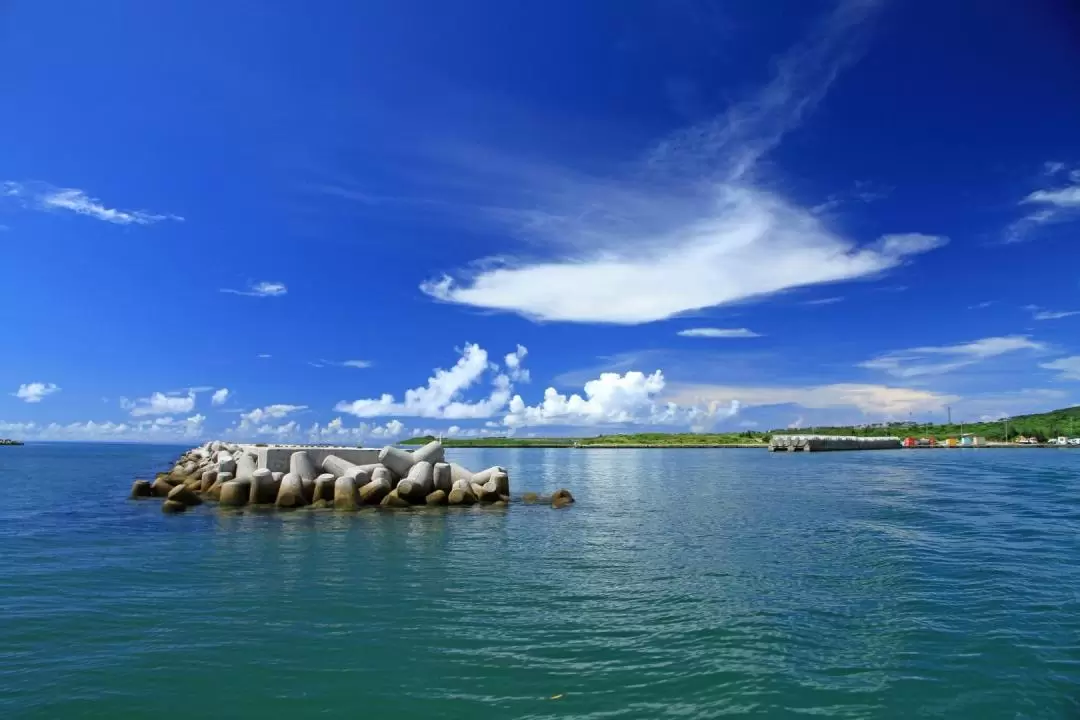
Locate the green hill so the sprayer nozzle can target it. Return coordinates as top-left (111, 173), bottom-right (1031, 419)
top-left (767, 404), bottom-right (1080, 442)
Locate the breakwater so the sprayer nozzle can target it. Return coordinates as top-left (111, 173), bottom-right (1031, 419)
top-left (129, 440), bottom-right (574, 513)
top-left (769, 434), bottom-right (902, 452)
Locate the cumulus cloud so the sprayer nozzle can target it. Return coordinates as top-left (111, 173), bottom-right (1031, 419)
top-left (0, 414), bottom-right (205, 442)
top-left (1040, 356), bottom-right (1080, 381)
top-left (237, 404), bottom-right (307, 430)
top-left (502, 370), bottom-right (739, 430)
top-left (504, 345), bottom-right (530, 382)
top-left (803, 296), bottom-right (845, 306)
top-left (667, 382), bottom-right (957, 416)
top-left (211, 388), bottom-right (230, 406)
top-left (678, 328), bottom-right (761, 338)
top-left (2, 181), bottom-right (182, 225)
top-left (334, 343), bottom-right (524, 419)
top-left (230, 417), bottom-right (409, 443)
top-left (13, 382), bottom-right (60, 403)
top-left (220, 281), bottom-right (287, 297)
top-left (414, 1), bottom-right (945, 324)
top-left (858, 336), bottom-right (1044, 378)
top-left (123, 391), bottom-right (196, 417)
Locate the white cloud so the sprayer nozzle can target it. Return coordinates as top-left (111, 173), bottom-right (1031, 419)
top-left (413, 1), bottom-right (944, 325)
top-left (0, 414), bottom-right (205, 442)
top-left (968, 300), bottom-right (994, 310)
top-left (422, 199), bottom-right (946, 323)
top-left (13, 382), bottom-right (60, 403)
top-left (125, 391), bottom-right (196, 417)
top-left (1024, 187), bottom-right (1080, 208)
top-left (503, 370), bottom-right (739, 430)
top-left (1040, 356), bottom-right (1080, 381)
top-left (803, 296), bottom-right (845, 306)
top-left (334, 343), bottom-right (521, 419)
top-left (504, 345), bottom-right (530, 382)
top-left (1007, 163), bottom-right (1080, 241)
top-left (859, 335), bottom-right (1044, 378)
top-left (220, 281), bottom-right (287, 297)
top-left (1026, 305), bottom-right (1080, 321)
top-left (667, 382), bottom-right (957, 416)
top-left (678, 328), bottom-right (761, 338)
top-left (211, 388), bottom-right (230, 406)
top-left (231, 417), bottom-right (409, 443)
top-left (310, 359), bottom-right (374, 369)
top-left (237, 404), bottom-right (307, 430)
top-left (2, 181), bottom-right (181, 225)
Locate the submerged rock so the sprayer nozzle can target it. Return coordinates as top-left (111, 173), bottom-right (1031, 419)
top-left (162, 499), bottom-right (187, 514)
top-left (521, 492), bottom-right (540, 504)
top-left (551, 488), bottom-right (575, 509)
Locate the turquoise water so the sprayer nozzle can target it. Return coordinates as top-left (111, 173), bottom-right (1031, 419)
top-left (2, 443), bottom-right (1080, 718)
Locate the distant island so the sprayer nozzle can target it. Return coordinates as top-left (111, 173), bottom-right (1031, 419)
top-left (401, 405), bottom-right (1080, 448)
top-left (0, 438), bottom-right (24, 446)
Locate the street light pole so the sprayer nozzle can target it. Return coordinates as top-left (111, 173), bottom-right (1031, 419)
top-left (1004, 416), bottom-right (1009, 443)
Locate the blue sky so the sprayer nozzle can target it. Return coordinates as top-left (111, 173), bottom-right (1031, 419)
top-left (3, 0), bottom-right (1080, 443)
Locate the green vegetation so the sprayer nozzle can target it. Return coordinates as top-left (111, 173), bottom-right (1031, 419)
top-left (0, 438), bottom-right (24, 446)
top-left (401, 406), bottom-right (1080, 447)
top-left (767, 405), bottom-right (1080, 442)
top-left (401, 431), bottom-right (767, 448)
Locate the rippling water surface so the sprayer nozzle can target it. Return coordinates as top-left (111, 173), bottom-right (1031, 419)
top-left (2, 442), bottom-right (1080, 718)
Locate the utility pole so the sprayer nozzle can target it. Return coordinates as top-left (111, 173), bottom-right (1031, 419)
top-left (1004, 416), bottom-right (1009, 443)
top-left (947, 406), bottom-right (952, 425)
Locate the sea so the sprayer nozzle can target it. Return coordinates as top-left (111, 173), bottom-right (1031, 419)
top-left (2, 442), bottom-right (1079, 719)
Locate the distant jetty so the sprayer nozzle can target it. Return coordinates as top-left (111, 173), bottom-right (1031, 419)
top-left (130, 440), bottom-right (574, 514)
top-left (769, 435), bottom-right (902, 452)
top-left (0, 438), bottom-right (24, 446)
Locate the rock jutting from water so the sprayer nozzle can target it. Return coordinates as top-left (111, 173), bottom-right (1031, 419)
top-left (128, 439), bottom-right (574, 516)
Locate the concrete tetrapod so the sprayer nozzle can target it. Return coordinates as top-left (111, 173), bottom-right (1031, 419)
top-left (219, 480), bottom-right (250, 507)
top-left (491, 471), bottom-right (510, 497)
top-left (358, 475), bottom-right (391, 505)
top-left (371, 465), bottom-right (395, 489)
top-left (321, 455), bottom-right (358, 478)
top-left (216, 452), bottom-right (237, 476)
top-left (378, 446), bottom-right (415, 478)
top-left (448, 463), bottom-right (473, 484)
top-left (397, 461), bottom-right (434, 503)
top-left (276, 473), bottom-right (307, 508)
top-left (469, 466), bottom-right (506, 486)
top-left (249, 468), bottom-right (278, 504)
top-left (167, 483), bottom-right (202, 507)
top-left (162, 500), bottom-right (187, 514)
top-left (200, 469), bottom-right (218, 493)
top-left (448, 479), bottom-right (477, 506)
top-left (333, 477), bottom-right (358, 511)
top-left (130, 480), bottom-right (152, 499)
top-left (151, 477), bottom-right (174, 498)
top-left (235, 453), bottom-right (257, 482)
top-left (289, 451), bottom-right (318, 483)
top-left (410, 439), bottom-right (445, 465)
top-left (313, 474), bottom-right (336, 503)
top-left (432, 463), bottom-right (452, 493)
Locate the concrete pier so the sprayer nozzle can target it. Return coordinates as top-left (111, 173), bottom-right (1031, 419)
top-left (769, 435), bottom-right (902, 452)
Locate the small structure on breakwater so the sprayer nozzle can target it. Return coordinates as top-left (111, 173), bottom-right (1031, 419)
top-left (129, 439), bottom-right (574, 513)
top-left (769, 435), bottom-right (902, 452)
